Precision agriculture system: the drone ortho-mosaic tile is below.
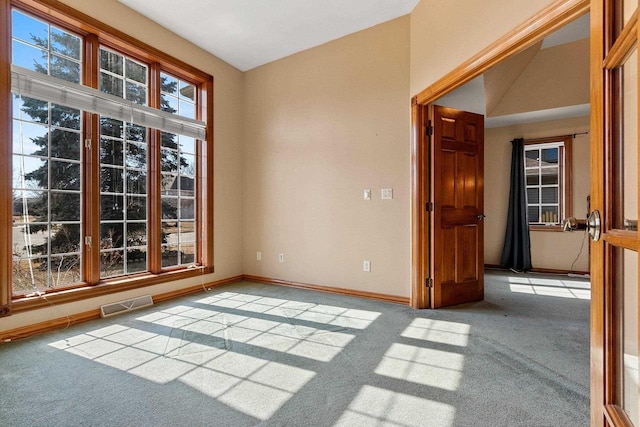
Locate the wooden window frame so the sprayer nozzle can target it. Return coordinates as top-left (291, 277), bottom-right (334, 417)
top-left (0, 0), bottom-right (214, 315)
top-left (524, 135), bottom-right (573, 232)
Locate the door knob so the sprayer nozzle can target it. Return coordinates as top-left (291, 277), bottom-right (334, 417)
top-left (476, 214), bottom-right (486, 221)
top-left (587, 210), bottom-right (601, 242)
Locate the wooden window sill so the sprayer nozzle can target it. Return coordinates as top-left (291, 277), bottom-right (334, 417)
top-left (11, 266), bottom-right (214, 313)
top-left (529, 224), bottom-right (563, 232)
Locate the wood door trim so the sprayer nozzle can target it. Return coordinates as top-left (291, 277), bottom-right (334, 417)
top-left (0, 0), bottom-right (11, 316)
top-left (410, 0), bottom-right (589, 309)
top-left (413, 0), bottom-right (589, 105)
top-left (602, 8), bottom-right (638, 70)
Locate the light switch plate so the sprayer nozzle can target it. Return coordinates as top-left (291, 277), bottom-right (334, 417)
top-left (381, 188), bottom-right (393, 200)
top-left (363, 260), bottom-right (371, 272)
top-left (364, 189), bottom-right (371, 200)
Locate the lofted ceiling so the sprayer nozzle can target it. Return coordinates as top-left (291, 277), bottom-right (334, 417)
top-left (118, 0), bottom-right (420, 71)
top-left (436, 13), bottom-right (590, 128)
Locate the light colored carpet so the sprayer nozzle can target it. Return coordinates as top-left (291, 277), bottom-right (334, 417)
top-left (0, 271), bottom-right (589, 426)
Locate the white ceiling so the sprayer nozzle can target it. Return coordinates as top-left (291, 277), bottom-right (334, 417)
top-left (119, 0), bottom-right (419, 71)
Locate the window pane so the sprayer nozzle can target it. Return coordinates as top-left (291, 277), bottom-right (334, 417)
top-left (125, 59), bottom-right (147, 84)
top-left (51, 104), bottom-right (80, 130)
top-left (13, 191), bottom-right (48, 222)
top-left (180, 243), bottom-right (195, 264)
top-left (180, 221), bottom-right (195, 242)
top-left (161, 244), bottom-right (178, 267)
top-left (527, 206), bottom-right (540, 223)
top-left (13, 156), bottom-right (47, 190)
top-left (180, 153), bottom-right (195, 176)
top-left (541, 169), bottom-right (559, 185)
top-left (541, 187), bottom-right (558, 204)
top-left (12, 10), bottom-right (48, 47)
top-left (525, 149), bottom-right (539, 167)
top-left (15, 96), bottom-right (48, 123)
top-left (50, 160), bottom-right (80, 190)
top-left (161, 73), bottom-right (178, 95)
top-left (180, 199), bottom-right (195, 219)
top-left (162, 198), bottom-right (178, 219)
top-left (180, 177), bottom-right (195, 195)
top-left (101, 195), bottom-right (124, 220)
top-left (50, 223), bottom-right (81, 254)
top-left (161, 93), bottom-right (178, 114)
top-left (12, 257), bottom-right (48, 295)
top-left (49, 254), bottom-right (81, 288)
top-left (179, 80), bottom-right (195, 101)
top-left (126, 170), bottom-right (147, 194)
top-left (179, 100), bottom-right (195, 119)
top-left (527, 188), bottom-right (539, 204)
top-left (127, 224), bottom-right (147, 247)
top-left (50, 27), bottom-right (81, 60)
top-left (100, 167), bottom-right (124, 193)
top-left (526, 172), bottom-right (539, 186)
top-left (50, 129), bottom-right (81, 160)
top-left (101, 223), bottom-right (124, 249)
top-left (12, 40), bottom-right (48, 74)
top-left (101, 250), bottom-right (124, 278)
top-left (100, 49), bottom-right (123, 75)
top-left (101, 117), bottom-right (124, 139)
top-left (13, 121), bottom-right (48, 156)
top-left (50, 54), bottom-right (80, 83)
top-left (127, 249), bottom-right (147, 274)
top-left (101, 72), bottom-right (123, 97)
top-left (126, 196), bottom-right (146, 220)
top-left (541, 148), bottom-right (559, 164)
top-left (180, 136), bottom-right (195, 154)
top-left (540, 206), bottom-right (559, 223)
top-left (126, 82), bottom-right (147, 105)
top-left (51, 192), bottom-right (80, 221)
top-left (126, 142), bottom-right (147, 169)
top-left (161, 149), bottom-right (179, 173)
top-left (100, 139), bottom-right (124, 166)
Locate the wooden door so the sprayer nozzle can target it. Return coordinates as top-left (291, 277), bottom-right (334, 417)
top-left (592, 1), bottom-right (640, 425)
top-left (429, 105), bottom-right (484, 308)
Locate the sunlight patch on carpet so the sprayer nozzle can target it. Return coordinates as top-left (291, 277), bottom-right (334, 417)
top-left (374, 343), bottom-right (464, 391)
top-left (335, 385), bottom-right (455, 427)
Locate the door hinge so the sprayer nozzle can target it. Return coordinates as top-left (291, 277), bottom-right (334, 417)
top-left (426, 121), bottom-right (433, 137)
top-left (426, 277), bottom-right (433, 288)
top-left (426, 202), bottom-right (434, 212)
top-left (84, 236), bottom-right (92, 246)
top-left (85, 139), bottom-right (92, 149)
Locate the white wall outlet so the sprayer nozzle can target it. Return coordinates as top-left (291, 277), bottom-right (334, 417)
top-left (279, 253), bottom-right (284, 263)
top-left (364, 189), bottom-right (371, 200)
top-left (381, 188), bottom-right (393, 200)
top-left (256, 251), bottom-right (262, 261)
top-left (363, 260), bottom-right (371, 272)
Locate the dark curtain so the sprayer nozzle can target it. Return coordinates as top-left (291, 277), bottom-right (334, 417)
top-left (500, 138), bottom-right (532, 271)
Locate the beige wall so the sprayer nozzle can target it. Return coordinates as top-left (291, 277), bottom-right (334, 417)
top-left (409, 0), bottom-right (555, 96)
top-left (1, 0), bottom-right (245, 332)
top-left (243, 16), bottom-right (411, 297)
top-left (484, 116), bottom-right (591, 272)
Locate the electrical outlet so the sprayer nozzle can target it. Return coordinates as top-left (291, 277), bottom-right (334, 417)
top-left (256, 251), bottom-right (262, 261)
top-left (279, 253), bottom-right (284, 263)
top-left (381, 188), bottom-right (393, 200)
top-left (363, 260), bottom-right (371, 272)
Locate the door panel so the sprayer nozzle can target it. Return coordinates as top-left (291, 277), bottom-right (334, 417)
top-left (593, 1), bottom-right (640, 425)
top-left (431, 105), bottom-right (484, 308)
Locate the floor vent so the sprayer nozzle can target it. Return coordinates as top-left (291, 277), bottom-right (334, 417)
top-left (100, 295), bottom-right (153, 318)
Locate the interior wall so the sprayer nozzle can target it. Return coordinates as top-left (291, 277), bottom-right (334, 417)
top-left (409, 0), bottom-right (556, 97)
top-left (1, 0), bottom-right (245, 333)
top-left (242, 16), bottom-right (411, 297)
top-left (484, 115), bottom-right (590, 272)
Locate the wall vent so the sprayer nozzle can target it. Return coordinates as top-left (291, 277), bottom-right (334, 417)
top-left (100, 295), bottom-right (153, 318)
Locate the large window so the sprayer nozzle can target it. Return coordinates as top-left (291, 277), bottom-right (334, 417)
top-left (2, 2), bottom-right (213, 310)
top-left (524, 136), bottom-right (572, 229)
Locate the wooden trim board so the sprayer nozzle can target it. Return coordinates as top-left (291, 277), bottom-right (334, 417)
top-left (243, 275), bottom-right (410, 305)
